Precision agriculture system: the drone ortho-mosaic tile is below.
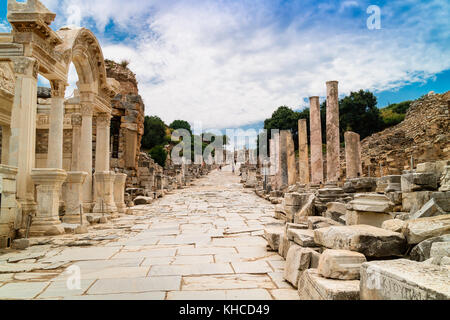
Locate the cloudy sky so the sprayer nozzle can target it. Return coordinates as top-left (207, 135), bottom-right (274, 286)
top-left (1, 0), bottom-right (449, 132)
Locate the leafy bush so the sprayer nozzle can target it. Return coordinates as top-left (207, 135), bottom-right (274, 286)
top-left (380, 101), bottom-right (411, 128)
top-left (142, 116), bottom-right (167, 150)
top-left (149, 145), bottom-right (168, 167)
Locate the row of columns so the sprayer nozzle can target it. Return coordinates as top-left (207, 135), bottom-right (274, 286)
top-left (269, 81), bottom-right (363, 188)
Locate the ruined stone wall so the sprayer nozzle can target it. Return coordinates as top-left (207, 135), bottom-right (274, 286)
top-left (341, 91), bottom-right (449, 178)
top-left (105, 60), bottom-right (145, 187)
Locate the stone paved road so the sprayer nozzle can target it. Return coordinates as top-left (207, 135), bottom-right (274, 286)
top-left (0, 170), bottom-right (299, 300)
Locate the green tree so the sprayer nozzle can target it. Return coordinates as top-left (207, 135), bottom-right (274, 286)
top-left (142, 116), bottom-right (167, 150)
top-left (149, 145), bottom-right (168, 167)
top-left (380, 101), bottom-right (411, 128)
top-left (264, 106), bottom-right (301, 148)
top-left (169, 120), bottom-right (192, 133)
top-left (338, 90), bottom-right (383, 140)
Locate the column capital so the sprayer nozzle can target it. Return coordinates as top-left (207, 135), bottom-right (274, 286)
top-left (12, 57), bottom-right (39, 79)
top-left (71, 113), bottom-right (83, 127)
top-left (80, 104), bottom-right (94, 117)
top-left (96, 112), bottom-right (111, 128)
top-left (50, 80), bottom-right (68, 98)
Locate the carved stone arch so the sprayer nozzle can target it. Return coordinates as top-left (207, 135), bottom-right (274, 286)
top-left (55, 27), bottom-right (115, 99)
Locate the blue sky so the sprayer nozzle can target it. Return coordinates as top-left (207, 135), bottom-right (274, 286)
top-left (1, 0), bottom-right (449, 133)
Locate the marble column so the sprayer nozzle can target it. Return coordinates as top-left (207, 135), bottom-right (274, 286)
top-left (93, 113), bottom-right (117, 214)
top-left (1, 126), bottom-right (11, 165)
top-left (286, 131), bottom-right (297, 186)
top-left (9, 57), bottom-right (38, 213)
top-left (345, 131), bottom-right (362, 179)
top-left (80, 102), bottom-right (93, 208)
top-left (47, 80), bottom-right (67, 169)
top-left (298, 119), bottom-right (310, 185)
top-left (114, 173), bottom-right (127, 214)
top-left (279, 130), bottom-right (289, 188)
top-left (0, 165), bottom-right (19, 245)
top-left (310, 96), bottom-right (323, 185)
top-left (71, 113), bottom-right (82, 171)
top-left (326, 81), bottom-right (340, 184)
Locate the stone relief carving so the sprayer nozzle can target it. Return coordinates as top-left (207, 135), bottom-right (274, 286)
top-left (0, 62), bottom-right (16, 95)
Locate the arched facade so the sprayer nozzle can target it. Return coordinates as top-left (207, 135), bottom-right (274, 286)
top-left (0, 0), bottom-right (124, 243)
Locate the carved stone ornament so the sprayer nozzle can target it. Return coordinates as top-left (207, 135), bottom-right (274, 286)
top-left (71, 113), bottom-right (83, 127)
top-left (0, 62), bottom-right (16, 95)
top-left (12, 57), bottom-right (39, 79)
top-left (96, 113), bottom-right (111, 127)
top-left (80, 104), bottom-right (94, 117)
top-left (50, 80), bottom-right (67, 98)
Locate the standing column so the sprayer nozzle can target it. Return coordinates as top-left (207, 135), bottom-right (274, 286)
top-left (95, 113), bottom-right (111, 172)
top-left (298, 119), bottom-right (310, 185)
top-left (80, 101), bottom-right (93, 207)
top-left (70, 113), bottom-right (82, 171)
top-left (47, 80), bottom-right (67, 169)
top-left (286, 131), bottom-right (297, 186)
top-left (9, 57), bottom-right (39, 210)
top-left (1, 126), bottom-right (11, 165)
top-left (310, 96), bottom-right (323, 185)
top-left (345, 131), bottom-right (362, 179)
top-left (326, 81), bottom-right (340, 184)
top-left (279, 130), bottom-right (289, 188)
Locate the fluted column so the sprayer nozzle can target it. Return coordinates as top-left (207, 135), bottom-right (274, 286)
top-left (80, 102), bottom-right (93, 206)
top-left (326, 81), bottom-right (340, 183)
top-left (47, 80), bottom-right (67, 169)
top-left (310, 96), bottom-right (323, 185)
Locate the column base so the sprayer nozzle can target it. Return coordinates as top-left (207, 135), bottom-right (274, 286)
top-left (30, 169), bottom-right (67, 237)
top-left (93, 171), bottom-right (118, 215)
top-left (62, 171), bottom-right (88, 224)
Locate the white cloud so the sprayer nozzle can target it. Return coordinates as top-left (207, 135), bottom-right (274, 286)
top-left (0, 20), bottom-right (11, 32)
top-left (35, 0), bottom-right (450, 129)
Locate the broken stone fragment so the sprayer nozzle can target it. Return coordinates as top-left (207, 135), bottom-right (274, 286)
top-left (317, 249), bottom-right (366, 280)
top-left (303, 216), bottom-right (343, 230)
top-left (346, 210), bottom-right (393, 228)
top-left (298, 269), bottom-right (360, 300)
top-left (381, 219), bottom-right (406, 233)
top-left (430, 241), bottom-right (450, 260)
top-left (410, 198), bottom-right (447, 220)
top-left (293, 194), bottom-right (316, 223)
top-left (402, 215), bottom-right (450, 244)
top-left (360, 259), bottom-right (450, 300)
top-left (264, 225), bottom-right (285, 251)
top-left (346, 193), bottom-right (395, 213)
top-left (284, 245), bottom-right (314, 287)
top-left (402, 191), bottom-right (434, 215)
top-left (11, 239), bottom-right (30, 250)
top-left (288, 229), bottom-right (317, 247)
top-left (410, 234), bottom-right (450, 262)
top-left (431, 191), bottom-right (450, 212)
top-left (314, 225), bottom-right (407, 258)
top-left (133, 196), bottom-right (153, 205)
top-left (278, 234), bottom-right (295, 259)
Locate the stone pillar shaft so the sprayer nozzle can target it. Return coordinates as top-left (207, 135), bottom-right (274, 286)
top-left (285, 131), bottom-right (297, 186)
top-left (345, 131), bottom-right (362, 179)
top-left (9, 57), bottom-right (38, 205)
top-left (310, 97), bottom-right (323, 185)
top-left (80, 103), bottom-right (93, 205)
top-left (326, 81), bottom-right (340, 183)
top-left (47, 80), bottom-right (66, 169)
top-left (95, 113), bottom-right (111, 172)
top-left (114, 173), bottom-right (127, 214)
top-left (62, 172), bottom-right (87, 224)
top-left (298, 119), bottom-right (310, 184)
top-left (1, 126), bottom-right (11, 165)
top-left (71, 113), bottom-right (82, 171)
top-left (279, 131), bottom-right (289, 188)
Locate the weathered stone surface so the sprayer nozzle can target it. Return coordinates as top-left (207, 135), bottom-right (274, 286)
top-left (288, 229), bottom-right (316, 247)
top-left (403, 215), bottom-right (450, 244)
top-left (347, 193), bottom-right (394, 213)
top-left (410, 198), bottom-right (447, 220)
top-left (430, 242), bottom-right (450, 259)
top-left (278, 234), bottom-right (295, 259)
top-left (431, 192), bottom-right (450, 212)
top-left (264, 226), bottom-right (284, 251)
top-left (325, 202), bottom-right (347, 224)
top-left (360, 259), bottom-right (450, 300)
top-left (410, 234), bottom-right (450, 262)
top-left (439, 166), bottom-right (450, 192)
top-left (285, 192), bottom-right (304, 206)
top-left (294, 194), bottom-right (316, 223)
top-left (346, 210), bottom-right (393, 228)
top-left (133, 196), bottom-right (153, 205)
top-left (314, 225), bottom-right (407, 257)
top-left (344, 178), bottom-right (377, 193)
top-left (382, 219), bottom-right (406, 233)
top-left (298, 269), bottom-right (360, 300)
top-left (303, 216), bottom-right (342, 230)
top-left (402, 191), bottom-right (433, 214)
top-left (284, 245), bottom-right (313, 287)
top-left (11, 239), bottom-right (30, 250)
top-left (401, 173), bottom-right (438, 192)
top-left (318, 249), bottom-right (366, 280)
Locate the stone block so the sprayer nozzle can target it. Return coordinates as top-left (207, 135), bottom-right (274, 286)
top-left (430, 242), bottom-right (450, 259)
top-left (314, 225), bottom-right (407, 258)
top-left (284, 192), bottom-right (305, 206)
top-left (431, 192), bottom-right (450, 212)
top-left (410, 234), bottom-right (450, 262)
top-left (11, 239), bottom-right (30, 250)
top-left (360, 259), bottom-right (450, 300)
top-left (401, 173), bottom-right (438, 192)
top-left (403, 215), bottom-right (450, 244)
top-left (402, 191), bottom-right (433, 214)
top-left (410, 198), bottom-right (447, 220)
top-left (278, 234), bottom-right (295, 259)
top-left (294, 194), bottom-right (316, 223)
top-left (318, 249), bottom-right (366, 280)
top-left (301, 216), bottom-right (342, 230)
top-left (347, 193), bottom-right (394, 213)
top-left (288, 229), bottom-right (316, 247)
top-left (325, 202), bottom-right (347, 224)
top-left (264, 226), bottom-right (284, 251)
top-left (298, 269), bottom-right (360, 300)
top-left (381, 219), bottom-right (406, 233)
top-left (346, 210), bottom-right (393, 228)
top-left (284, 245), bottom-right (313, 287)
